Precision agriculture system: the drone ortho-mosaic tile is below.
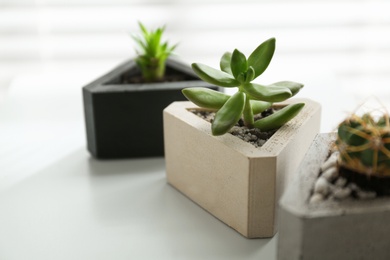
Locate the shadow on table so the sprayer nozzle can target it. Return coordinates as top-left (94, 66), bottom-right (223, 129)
top-left (86, 151), bottom-right (276, 259)
top-left (87, 155), bottom-right (165, 176)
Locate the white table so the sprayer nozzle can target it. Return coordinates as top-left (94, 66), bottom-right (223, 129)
top-left (0, 149), bottom-right (279, 259)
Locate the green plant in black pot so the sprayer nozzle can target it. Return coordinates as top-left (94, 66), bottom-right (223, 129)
top-left (132, 22), bottom-right (177, 82)
top-left (182, 37), bottom-right (305, 136)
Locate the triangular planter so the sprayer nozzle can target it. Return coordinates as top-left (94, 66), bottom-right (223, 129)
top-left (83, 58), bottom-right (217, 159)
top-left (163, 99), bottom-right (321, 238)
top-left (278, 133), bottom-right (390, 259)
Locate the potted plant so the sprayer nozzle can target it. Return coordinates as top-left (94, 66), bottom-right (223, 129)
top-left (163, 38), bottom-right (321, 238)
top-left (278, 105), bottom-right (390, 259)
top-left (83, 22), bottom-right (217, 159)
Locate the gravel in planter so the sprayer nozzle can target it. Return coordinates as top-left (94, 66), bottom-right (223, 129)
top-left (191, 108), bottom-right (277, 148)
top-left (310, 150), bottom-right (380, 203)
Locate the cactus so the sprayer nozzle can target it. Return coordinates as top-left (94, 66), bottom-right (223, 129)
top-left (335, 112), bottom-right (390, 177)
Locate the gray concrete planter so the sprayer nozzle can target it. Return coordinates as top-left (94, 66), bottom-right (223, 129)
top-left (163, 99), bottom-right (321, 238)
top-left (83, 58), bottom-right (216, 159)
top-left (278, 133), bottom-right (390, 260)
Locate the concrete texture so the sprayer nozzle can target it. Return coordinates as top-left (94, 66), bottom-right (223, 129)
top-left (278, 133), bottom-right (390, 260)
top-left (163, 99), bottom-right (321, 238)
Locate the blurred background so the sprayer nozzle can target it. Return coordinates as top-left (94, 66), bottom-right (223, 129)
top-left (1, 0), bottom-right (390, 130)
top-left (1, 0), bottom-right (390, 186)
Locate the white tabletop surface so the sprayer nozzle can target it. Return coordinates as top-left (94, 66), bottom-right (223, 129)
top-left (0, 69), bottom-right (280, 260)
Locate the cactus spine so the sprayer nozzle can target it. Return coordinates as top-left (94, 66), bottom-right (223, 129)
top-left (335, 113), bottom-right (390, 177)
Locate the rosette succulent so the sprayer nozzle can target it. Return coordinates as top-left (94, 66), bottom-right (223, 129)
top-left (182, 37), bottom-right (305, 136)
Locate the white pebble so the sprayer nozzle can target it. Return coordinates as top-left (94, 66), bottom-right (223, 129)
top-left (310, 193), bottom-right (325, 203)
top-left (347, 183), bottom-right (359, 191)
top-left (321, 167), bottom-right (338, 182)
top-left (321, 152), bottom-right (339, 172)
top-left (333, 187), bottom-right (352, 200)
top-left (335, 177), bottom-right (347, 187)
top-left (356, 190), bottom-right (377, 200)
top-left (328, 183), bottom-right (336, 193)
top-left (314, 177), bottom-right (330, 196)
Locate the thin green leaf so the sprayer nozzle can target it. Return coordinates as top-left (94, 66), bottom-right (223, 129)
top-left (182, 88), bottom-right (230, 110)
top-left (131, 22), bottom-right (177, 81)
top-left (212, 92), bottom-right (245, 136)
top-left (192, 63), bottom-right (240, 88)
top-left (168, 43), bottom-right (178, 53)
top-left (220, 52), bottom-right (232, 75)
top-left (243, 83), bottom-right (292, 102)
top-left (247, 37), bottom-right (276, 78)
top-left (254, 103), bottom-right (305, 131)
top-left (230, 49), bottom-right (247, 80)
top-left (138, 22), bottom-right (148, 37)
top-left (268, 81), bottom-right (304, 97)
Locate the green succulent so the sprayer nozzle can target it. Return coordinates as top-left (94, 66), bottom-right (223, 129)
top-left (132, 22), bottom-right (177, 82)
top-left (182, 37), bottom-right (305, 136)
top-left (336, 113), bottom-right (390, 177)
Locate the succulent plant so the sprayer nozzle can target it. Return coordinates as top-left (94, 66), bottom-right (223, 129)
top-left (182, 37), bottom-right (305, 136)
top-left (132, 22), bottom-right (177, 82)
top-left (336, 112), bottom-right (390, 177)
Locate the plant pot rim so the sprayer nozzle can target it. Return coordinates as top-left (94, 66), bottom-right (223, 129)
top-left (165, 98), bottom-right (320, 158)
top-left (279, 133), bottom-right (390, 219)
top-left (83, 57), bottom-right (213, 93)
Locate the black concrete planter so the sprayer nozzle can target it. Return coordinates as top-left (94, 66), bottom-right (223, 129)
top-left (83, 58), bottom-right (216, 159)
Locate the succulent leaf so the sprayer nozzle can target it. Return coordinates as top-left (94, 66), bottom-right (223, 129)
top-left (269, 81), bottom-right (304, 97)
top-left (245, 66), bottom-right (256, 83)
top-left (212, 92), bottom-right (245, 136)
top-left (254, 103), bottom-right (305, 131)
top-left (247, 38), bottom-right (276, 78)
top-left (237, 73), bottom-right (246, 83)
top-left (220, 52), bottom-right (233, 75)
top-left (182, 88), bottom-right (230, 110)
top-left (250, 100), bottom-right (272, 114)
top-left (192, 63), bottom-right (239, 87)
top-left (230, 49), bottom-right (248, 80)
top-left (243, 83), bottom-right (292, 102)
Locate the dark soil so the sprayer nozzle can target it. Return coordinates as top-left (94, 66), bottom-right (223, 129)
top-left (120, 74), bottom-right (189, 84)
top-left (191, 108), bottom-right (277, 148)
top-left (119, 67), bottom-right (197, 84)
top-left (338, 166), bottom-right (390, 196)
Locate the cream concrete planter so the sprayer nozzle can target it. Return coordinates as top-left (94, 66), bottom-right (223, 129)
top-left (278, 133), bottom-right (390, 259)
top-left (163, 98), bottom-right (321, 238)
